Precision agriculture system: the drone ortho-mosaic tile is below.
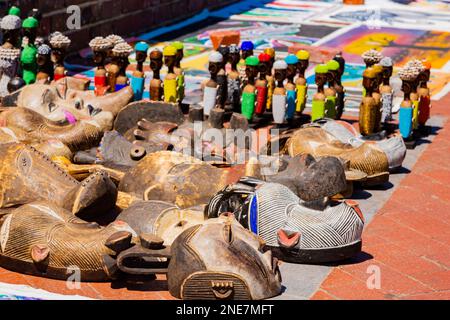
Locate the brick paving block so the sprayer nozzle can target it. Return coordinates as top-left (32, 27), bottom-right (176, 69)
top-left (311, 289), bottom-right (337, 300)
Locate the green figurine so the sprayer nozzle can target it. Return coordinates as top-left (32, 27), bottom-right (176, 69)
top-left (20, 17), bottom-right (39, 84)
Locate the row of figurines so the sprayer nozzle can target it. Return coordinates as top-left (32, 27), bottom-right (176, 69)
top-left (359, 49), bottom-right (432, 141)
top-left (201, 45), bottom-right (347, 124)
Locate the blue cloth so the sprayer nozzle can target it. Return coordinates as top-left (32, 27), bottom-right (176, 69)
top-left (135, 41), bottom-right (149, 52)
top-left (241, 41), bottom-right (254, 51)
top-left (285, 54), bottom-right (299, 65)
top-left (399, 107), bottom-right (413, 139)
top-left (131, 76), bottom-right (145, 101)
top-left (286, 89), bottom-right (296, 119)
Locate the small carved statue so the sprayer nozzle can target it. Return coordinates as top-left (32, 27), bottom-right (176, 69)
top-left (398, 66), bottom-right (419, 140)
top-left (285, 54), bottom-right (298, 120)
top-left (36, 44), bottom-right (53, 83)
top-left (241, 56), bottom-right (259, 121)
top-left (255, 53), bottom-right (270, 116)
top-left (361, 49), bottom-right (383, 97)
top-left (49, 32), bottom-right (71, 81)
top-left (131, 41), bottom-right (149, 101)
top-left (325, 60), bottom-right (340, 119)
top-left (380, 57), bottom-right (394, 124)
top-left (89, 37), bottom-right (113, 95)
top-left (172, 41), bottom-right (185, 104)
top-left (332, 52), bottom-right (346, 119)
top-left (295, 50), bottom-right (309, 115)
top-left (372, 64), bottom-right (383, 132)
top-left (238, 41), bottom-right (254, 84)
top-left (216, 45), bottom-right (229, 109)
top-left (227, 44), bottom-right (241, 112)
top-left (272, 60), bottom-right (288, 124)
top-left (202, 51), bottom-right (222, 116)
top-left (111, 42), bottom-right (133, 92)
top-left (0, 14), bottom-right (22, 97)
top-left (311, 64), bottom-right (328, 122)
top-left (20, 16), bottom-right (39, 85)
top-left (405, 59), bottom-right (425, 132)
top-left (417, 61), bottom-right (432, 131)
top-left (359, 67), bottom-right (379, 136)
top-left (264, 48), bottom-right (276, 111)
top-left (149, 49), bottom-right (163, 101)
top-left (163, 45), bottom-right (178, 103)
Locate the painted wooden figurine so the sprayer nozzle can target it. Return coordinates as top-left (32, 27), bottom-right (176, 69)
top-left (379, 57), bottom-right (394, 124)
top-left (227, 44), bottom-right (241, 112)
top-left (131, 41), bottom-right (149, 101)
top-left (361, 49), bottom-right (383, 97)
top-left (332, 52), bottom-right (346, 119)
top-left (89, 37), bottom-right (113, 95)
top-left (272, 60), bottom-right (288, 125)
top-left (0, 14), bottom-right (22, 96)
top-left (49, 32), bottom-right (71, 81)
top-left (163, 45), bottom-right (178, 103)
top-left (359, 67), bottom-right (378, 136)
top-left (202, 51), bottom-right (222, 116)
top-left (20, 16), bottom-right (39, 85)
top-left (325, 60), bottom-right (340, 119)
top-left (111, 42), bottom-right (133, 92)
top-left (311, 64), bottom-right (328, 122)
top-left (295, 50), bottom-right (309, 115)
top-left (172, 41), bottom-right (185, 104)
top-left (255, 53), bottom-right (271, 116)
top-left (264, 48), bottom-right (276, 111)
top-left (241, 56), bottom-right (259, 121)
top-left (36, 44), bottom-right (53, 83)
top-left (238, 41), bottom-right (254, 84)
top-left (285, 54), bottom-right (298, 120)
top-left (372, 64), bottom-right (383, 132)
top-left (405, 59), bottom-right (425, 133)
top-left (217, 45), bottom-right (229, 109)
top-left (398, 66), bottom-right (419, 141)
top-left (417, 61), bottom-right (432, 132)
top-left (149, 49), bottom-right (163, 101)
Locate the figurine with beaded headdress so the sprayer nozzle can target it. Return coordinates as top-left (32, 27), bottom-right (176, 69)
top-left (130, 41), bottom-right (149, 100)
top-left (149, 49), bottom-right (163, 101)
top-left (255, 52), bottom-right (270, 116)
top-left (405, 59), bottom-right (425, 132)
top-left (36, 44), bottom-right (53, 83)
top-left (264, 48), bottom-right (276, 111)
top-left (202, 51), bottom-right (222, 116)
top-left (398, 66), bottom-right (419, 140)
top-left (372, 64), bottom-right (383, 132)
top-left (359, 67), bottom-right (378, 135)
top-left (227, 44), bottom-right (241, 112)
top-left (311, 64), bottom-right (328, 122)
top-left (379, 57), bottom-right (394, 124)
top-left (295, 50), bottom-right (309, 115)
top-left (285, 54), bottom-right (298, 120)
top-left (113, 42), bottom-right (133, 92)
top-left (325, 60), bottom-right (340, 119)
top-left (361, 49), bottom-right (383, 97)
top-left (0, 13), bottom-right (22, 96)
top-left (49, 32), bottom-right (71, 81)
top-left (21, 16), bottom-right (40, 84)
top-left (163, 45), bottom-right (178, 103)
top-left (332, 52), bottom-right (346, 119)
top-left (172, 41), bottom-right (185, 104)
top-left (272, 60), bottom-right (288, 124)
top-left (241, 56), bottom-right (259, 121)
top-left (417, 61), bottom-right (432, 131)
top-left (89, 37), bottom-right (113, 95)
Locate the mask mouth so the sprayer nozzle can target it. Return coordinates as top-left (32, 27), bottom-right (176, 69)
top-left (63, 110), bottom-right (77, 124)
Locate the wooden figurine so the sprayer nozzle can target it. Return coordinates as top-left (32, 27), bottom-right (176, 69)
top-left (379, 57), bottom-right (394, 124)
top-left (406, 59), bottom-right (425, 132)
top-left (113, 43), bottom-right (133, 92)
top-left (359, 67), bottom-right (378, 136)
top-left (89, 37), bottom-right (113, 95)
top-left (332, 52), bottom-right (346, 119)
top-left (311, 64), bottom-right (328, 122)
top-left (172, 41), bottom-right (185, 104)
top-left (149, 49), bottom-right (163, 101)
top-left (325, 60), bottom-right (340, 119)
top-left (49, 32), bottom-right (71, 81)
top-left (295, 50), bottom-right (309, 115)
top-left (20, 17), bottom-right (39, 85)
top-left (417, 61), bottom-right (432, 132)
top-left (361, 49), bottom-right (383, 96)
top-left (238, 41), bottom-right (254, 84)
top-left (227, 44), bottom-right (241, 112)
top-left (0, 14), bottom-right (22, 96)
top-left (202, 51), bottom-right (222, 116)
top-left (131, 41), bottom-right (149, 101)
top-left (241, 56), bottom-right (259, 121)
top-left (255, 53), bottom-right (271, 116)
top-left (217, 45), bottom-right (229, 109)
top-left (36, 44), bottom-right (53, 83)
top-left (398, 66), bottom-right (418, 141)
top-left (272, 60), bottom-right (288, 124)
top-left (264, 48), bottom-right (276, 111)
top-left (285, 54), bottom-right (298, 120)
top-left (163, 45), bottom-right (178, 103)
top-left (372, 64), bottom-right (383, 132)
